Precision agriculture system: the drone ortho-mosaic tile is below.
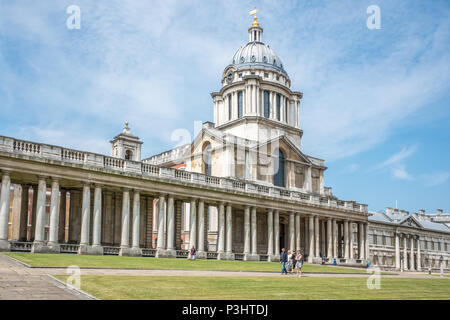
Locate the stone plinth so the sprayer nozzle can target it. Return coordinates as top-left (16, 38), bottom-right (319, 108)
top-left (0, 240), bottom-right (11, 252)
top-left (31, 241), bottom-right (50, 253)
top-left (155, 248), bottom-right (176, 258)
top-left (244, 254), bottom-right (260, 261)
top-left (46, 242), bottom-right (60, 253)
top-left (196, 251), bottom-right (207, 259)
top-left (129, 247), bottom-right (142, 257)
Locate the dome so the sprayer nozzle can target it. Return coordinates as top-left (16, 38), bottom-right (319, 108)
top-left (231, 41), bottom-right (288, 76)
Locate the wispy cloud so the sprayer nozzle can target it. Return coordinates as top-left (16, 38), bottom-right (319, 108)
top-left (391, 165), bottom-right (414, 181)
top-left (421, 172), bottom-right (450, 187)
top-left (376, 145), bottom-right (418, 170)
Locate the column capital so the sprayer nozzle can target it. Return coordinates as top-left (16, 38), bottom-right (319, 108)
top-left (122, 187), bottom-right (131, 192)
top-left (82, 181), bottom-right (91, 187)
top-left (0, 169), bottom-right (11, 176)
top-left (50, 177), bottom-right (60, 183)
top-left (93, 183), bottom-right (103, 188)
top-left (37, 175), bottom-right (47, 181)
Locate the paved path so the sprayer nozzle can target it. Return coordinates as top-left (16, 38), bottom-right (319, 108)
top-left (0, 254), bottom-right (93, 300)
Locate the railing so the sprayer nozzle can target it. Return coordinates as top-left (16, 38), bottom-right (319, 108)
top-left (1, 135), bottom-right (369, 214)
top-left (61, 149), bottom-right (85, 163)
top-left (176, 250), bottom-right (189, 258)
top-left (13, 140), bottom-right (41, 155)
top-left (206, 252), bottom-right (218, 260)
top-left (141, 248), bottom-right (156, 257)
top-left (234, 253), bottom-right (244, 261)
top-left (103, 246), bottom-right (120, 255)
top-left (259, 254), bottom-right (269, 262)
top-left (9, 241), bottom-right (32, 252)
top-left (60, 244), bottom-right (79, 254)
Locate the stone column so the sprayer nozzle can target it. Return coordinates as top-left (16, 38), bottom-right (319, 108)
top-left (416, 236), bottom-right (421, 271)
top-left (189, 198), bottom-right (197, 250)
top-left (274, 210), bottom-right (280, 259)
top-left (333, 219), bottom-right (338, 259)
top-left (47, 179), bottom-right (60, 252)
top-left (243, 206), bottom-right (250, 256)
top-left (155, 194), bottom-right (167, 257)
top-left (11, 184), bottom-right (28, 242)
top-left (395, 232), bottom-right (400, 270)
top-left (225, 204), bottom-right (234, 259)
top-left (250, 207), bottom-right (258, 259)
top-left (289, 212), bottom-right (295, 253)
top-left (91, 185), bottom-right (103, 255)
top-left (217, 202), bottom-right (225, 257)
top-left (308, 215), bottom-right (314, 263)
top-left (119, 188), bottom-right (130, 256)
top-left (19, 185), bottom-right (29, 241)
top-left (365, 223), bottom-right (369, 261)
top-left (58, 189), bottom-right (67, 243)
top-left (314, 215), bottom-right (320, 258)
top-left (295, 213), bottom-right (301, 251)
top-left (344, 220), bottom-right (349, 259)
top-left (130, 190), bottom-right (141, 256)
top-left (197, 199), bottom-right (206, 258)
top-left (359, 222), bottom-right (364, 260)
top-left (32, 176), bottom-right (47, 253)
top-left (410, 235), bottom-right (415, 271)
top-left (349, 222), bottom-right (354, 260)
top-left (0, 171), bottom-right (11, 251)
top-left (267, 209), bottom-right (274, 258)
top-left (166, 194), bottom-right (175, 252)
top-left (78, 183), bottom-right (91, 254)
top-left (403, 235), bottom-right (408, 271)
top-left (327, 218), bottom-right (332, 259)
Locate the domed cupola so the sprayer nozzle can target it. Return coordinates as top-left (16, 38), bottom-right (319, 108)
top-left (230, 16), bottom-right (288, 76)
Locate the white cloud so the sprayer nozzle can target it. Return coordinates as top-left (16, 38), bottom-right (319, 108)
top-left (421, 172), bottom-right (450, 187)
top-left (391, 166), bottom-right (413, 181)
top-left (376, 145), bottom-right (418, 170)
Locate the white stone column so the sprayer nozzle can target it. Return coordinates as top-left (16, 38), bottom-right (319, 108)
top-left (91, 185), bottom-right (103, 254)
top-left (225, 204), bottom-right (233, 255)
top-left (410, 235), bottom-right (415, 271)
top-left (189, 198), bottom-right (197, 250)
top-left (327, 218), bottom-right (333, 259)
top-left (251, 207), bottom-right (257, 256)
top-left (314, 215), bottom-right (320, 258)
top-left (274, 210), bottom-right (280, 257)
top-left (344, 220), bottom-right (349, 259)
top-left (333, 219), bottom-right (338, 258)
top-left (197, 199), bottom-right (205, 256)
top-left (166, 194), bottom-right (175, 251)
top-left (267, 209), bottom-right (273, 257)
top-left (308, 215), bottom-right (314, 262)
top-left (33, 176), bottom-right (47, 246)
top-left (131, 190), bottom-right (141, 255)
top-left (0, 171), bottom-right (11, 250)
top-left (416, 236), bottom-right (421, 271)
top-left (403, 235), bottom-right (408, 271)
top-left (395, 232), bottom-right (400, 270)
top-left (365, 223), bottom-right (369, 261)
top-left (47, 179), bottom-right (60, 249)
top-left (289, 212), bottom-right (295, 253)
top-left (295, 213), bottom-right (300, 251)
top-left (217, 202), bottom-right (225, 254)
top-left (119, 188), bottom-right (130, 255)
top-left (359, 222), bottom-right (364, 260)
top-left (349, 222), bottom-right (354, 260)
top-left (79, 183), bottom-right (91, 248)
top-left (244, 206), bottom-right (250, 255)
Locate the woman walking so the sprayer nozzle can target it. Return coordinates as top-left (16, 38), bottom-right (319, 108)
top-left (290, 251), bottom-right (296, 274)
top-left (189, 246), bottom-right (196, 260)
top-left (295, 250), bottom-right (303, 277)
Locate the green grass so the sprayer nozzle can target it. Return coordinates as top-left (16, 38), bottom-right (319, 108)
top-left (55, 275), bottom-right (450, 300)
top-left (3, 252), bottom-right (373, 274)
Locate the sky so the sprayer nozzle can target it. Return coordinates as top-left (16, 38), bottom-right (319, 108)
top-left (0, 0), bottom-right (449, 214)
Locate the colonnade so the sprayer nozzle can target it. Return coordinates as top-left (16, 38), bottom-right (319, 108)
top-left (394, 233), bottom-right (421, 271)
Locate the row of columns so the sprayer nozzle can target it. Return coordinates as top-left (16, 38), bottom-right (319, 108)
top-left (395, 233), bottom-right (422, 271)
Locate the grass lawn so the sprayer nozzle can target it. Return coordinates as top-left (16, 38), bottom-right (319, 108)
top-left (3, 252), bottom-right (375, 274)
top-left (55, 275), bottom-right (450, 300)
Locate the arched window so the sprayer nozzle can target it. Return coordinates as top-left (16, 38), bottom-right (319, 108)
top-left (273, 149), bottom-right (285, 187)
top-left (202, 143), bottom-right (212, 176)
top-left (125, 150), bottom-right (133, 160)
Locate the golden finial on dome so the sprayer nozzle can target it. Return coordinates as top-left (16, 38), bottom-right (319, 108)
top-left (249, 7), bottom-right (260, 27)
top-left (125, 121), bottom-right (129, 127)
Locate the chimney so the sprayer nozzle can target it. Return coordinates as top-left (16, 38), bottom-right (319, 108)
top-left (419, 209), bottom-right (425, 215)
top-left (399, 210), bottom-right (409, 217)
top-left (386, 207), bottom-right (394, 215)
top-left (436, 209), bottom-right (443, 215)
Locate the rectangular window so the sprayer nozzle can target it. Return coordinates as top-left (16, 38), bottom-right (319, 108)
top-left (264, 91), bottom-right (270, 118)
top-left (238, 91), bottom-right (243, 118)
top-left (284, 99), bottom-right (288, 123)
top-left (382, 235), bottom-right (386, 246)
top-left (228, 94), bottom-right (232, 120)
top-left (276, 94), bottom-right (281, 121)
top-left (372, 235), bottom-right (376, 245)
top-left (264, 73), bottom-right (269, 78)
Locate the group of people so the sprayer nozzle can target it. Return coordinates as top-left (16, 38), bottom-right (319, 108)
top-left (280, 248), bottom-right (303, 277)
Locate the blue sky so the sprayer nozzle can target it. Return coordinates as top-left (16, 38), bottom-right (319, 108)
top-left (0, 0), bottom-right (449, 214)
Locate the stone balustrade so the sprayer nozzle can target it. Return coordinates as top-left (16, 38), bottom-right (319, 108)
top-left (0, 135), bottom-right (368, 214)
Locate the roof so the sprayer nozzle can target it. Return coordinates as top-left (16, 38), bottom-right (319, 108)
top-left (369, 211), bottom-right (450, 233)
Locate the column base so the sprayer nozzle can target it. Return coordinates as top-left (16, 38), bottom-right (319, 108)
top-left (217, 252), bottom-right (235, 260)
top-left (90, 245), bottom-right (104, 255)
top-left (46, 242), bottom-right (60, 253)
top-left (155, 248), bottom-right (176, 258)
top-left (0, 240), bottom-right (11, 252)
top-left (196, 251), bottom-right (207, 259)
top-left (119, 246), bottom-right (131, 256)
top-left (269, 254), bottom-right (280, 262)
top-left (129, 247), bottom-right (142, 257)
top-left (244, 254), bottom-right (260, 261)
top-left (31, 241), bottom-right (50, 253)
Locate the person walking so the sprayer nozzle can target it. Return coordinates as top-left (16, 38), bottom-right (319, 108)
top-left (290, 251), bottom-right (296, 274)
top-left (189, 246), bottom-right (196, 260)
top-left (280, 248), bottom-right (288, 275)
top-left (287, 250), bottom-right (293, 273)
top-left (295, 250), bottom-right (303, 277)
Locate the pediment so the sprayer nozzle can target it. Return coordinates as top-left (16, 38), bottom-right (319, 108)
top-left (399, 216), bottom-right (422, 229)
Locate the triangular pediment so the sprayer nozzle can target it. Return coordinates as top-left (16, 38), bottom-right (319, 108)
top-left (399, 216), bottom-right (423, 229)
